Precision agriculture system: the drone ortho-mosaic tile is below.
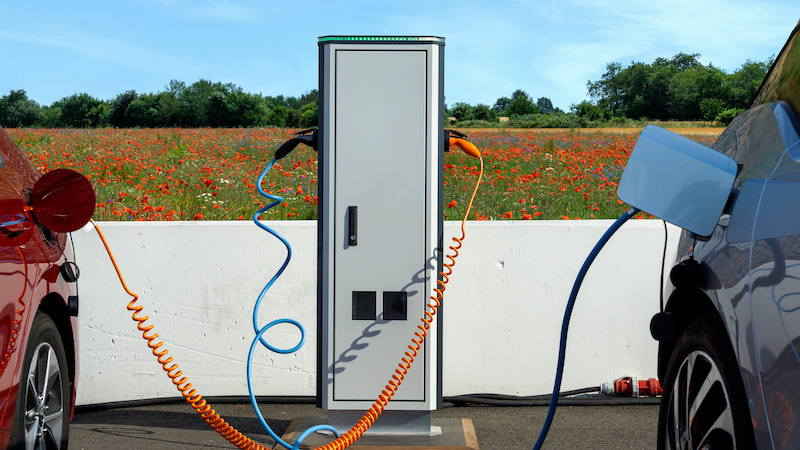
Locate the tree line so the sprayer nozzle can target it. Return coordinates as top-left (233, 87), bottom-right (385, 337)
top-left (449, 52), bottom-right (771, 127)
top-left (586, 52), bottom-right (771, 123)
top-left (0, 80), bottom-right (319, 129)
top-left (0, 52), bottom-right (772, 129)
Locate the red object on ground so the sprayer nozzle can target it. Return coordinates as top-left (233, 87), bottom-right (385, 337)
top-left (602, 377), bottom-right (663, 397)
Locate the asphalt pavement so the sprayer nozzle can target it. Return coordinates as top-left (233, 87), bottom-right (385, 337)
top-left (70, 398), bottom-right (660, 449)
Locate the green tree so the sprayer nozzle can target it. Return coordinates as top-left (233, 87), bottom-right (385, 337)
top-left (472, 104), bottom-right (497, 121)
top-left (570, 100), bottom-right (606, 121)
top-left (727, 58), bottom-right (772, 108)
top-left (492, 96), bottom-right (511, 115)
top-left (669, 52), bottom-right (703, 71)
top-left (587, 62), bottom-right (625, 116)
top-left (178, 79), bottom-right (215, 126)
top-left (37, 105), bottom-right (62, 127)
top-left (507, 90), bottom-right (539, 117)
top-left (588, 52), bottom-right (769, 121)
top-left (267, 105), bottom-right (289, 127)
top-left (619, 62), bottom-right (654, 119)
top-left (0, 90), bottom-right (41, 127)
top-left (298, 89), bottom-right (318, 107)
top-left (125, 94), bottom-right (159, 127)
top-left (645, 61), bottom-right (679, 120)
top-left (54, 93), bottom-right (108, 127)
top-left (536, 97), bottom-right (555, 115)
top-left (700, 98), bottom-right (726, 122)
top-left (285, 108), bottom-right (301, 128)
top-left (159, 80), bottom-right (189, 126)
top-left (155, 90), bottom-right (181, 126)
top-left (298, 102), bottom-right (318, 128)
top-left (667, 64), bottom-right (726, 120)
top-left (716, 108), bottom-right (744, 125)
top-left (450, 102), bottom-right (475, 121)
top-left (207, 90), bottom-right (230, 127)
top-left (228, 92), bottom-right (270, 127)
top-left (109, 90), bottom-right (139, 128)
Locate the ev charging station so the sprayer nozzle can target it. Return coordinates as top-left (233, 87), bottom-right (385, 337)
top-left (316, 36), bottom-right (446, 435)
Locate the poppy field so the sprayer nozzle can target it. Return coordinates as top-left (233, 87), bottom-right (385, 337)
top-left (7, 127), bottom-right (718, 221)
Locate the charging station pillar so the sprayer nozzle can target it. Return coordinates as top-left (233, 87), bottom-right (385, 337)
top-left (317, 36), bottom-right (445, 435)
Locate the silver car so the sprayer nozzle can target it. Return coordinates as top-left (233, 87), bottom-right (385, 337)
top-left (655, 20), bottom-right (800, 449)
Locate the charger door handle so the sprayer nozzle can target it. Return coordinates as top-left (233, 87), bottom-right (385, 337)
top-left (348, 206), bottom-right (357, 246)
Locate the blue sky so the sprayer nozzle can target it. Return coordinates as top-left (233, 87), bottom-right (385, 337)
top-left (1, 1), bottom-right (798, 111)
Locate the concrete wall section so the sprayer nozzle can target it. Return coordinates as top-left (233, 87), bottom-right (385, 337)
top-left (71, 220), bottom-right (681, 406)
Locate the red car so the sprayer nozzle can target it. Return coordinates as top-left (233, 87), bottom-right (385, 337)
top-left (0, 127), bottom-right (94, 449)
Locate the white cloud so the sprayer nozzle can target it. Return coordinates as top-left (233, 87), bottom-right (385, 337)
top-left (184, 2), bottom-right (262, 23)
top-left (0, 28), bottom-right (210, 76)
top-left (144, 0), bottom-right (263, 23)
top-left (554, 0), bottom-right (798, 69)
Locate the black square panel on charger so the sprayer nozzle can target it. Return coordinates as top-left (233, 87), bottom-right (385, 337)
top-left (352, 291), bottom-right (376, 320)
top-left (383, 291), bottom-right (408, 320)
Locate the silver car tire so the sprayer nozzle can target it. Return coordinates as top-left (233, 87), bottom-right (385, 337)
top-left (9, 312), bottom-right (70, 450)
top-left (657, 314), bottom-right (755, 449)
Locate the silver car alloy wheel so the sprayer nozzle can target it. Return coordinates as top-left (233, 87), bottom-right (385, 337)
top-left (23, 341), bottom-right (65, 450)
top-left (664, 349), bottom-right (736, 449)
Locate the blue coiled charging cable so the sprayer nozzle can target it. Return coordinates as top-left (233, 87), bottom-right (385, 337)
top-left (248, 157), bottom-right (341, 449)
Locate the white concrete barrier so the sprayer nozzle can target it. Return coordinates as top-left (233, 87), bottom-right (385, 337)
top-left (71, 220), bottom-right (681, 406)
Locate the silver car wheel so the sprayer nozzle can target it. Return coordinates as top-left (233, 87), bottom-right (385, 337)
top-left (664, 349), bottom-right (736, 449)
top-left (22, 342), bottom-right (65, 450)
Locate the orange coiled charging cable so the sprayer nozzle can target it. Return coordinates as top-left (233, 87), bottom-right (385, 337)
top-left (92, 138), bottom-right (483, 450)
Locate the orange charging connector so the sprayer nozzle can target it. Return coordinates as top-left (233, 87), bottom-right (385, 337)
top-left (449, 137), bottom-right (481, 158)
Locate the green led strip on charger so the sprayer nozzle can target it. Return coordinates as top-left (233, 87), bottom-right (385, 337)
top-left (318, 36), bottom-right (443, 43)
